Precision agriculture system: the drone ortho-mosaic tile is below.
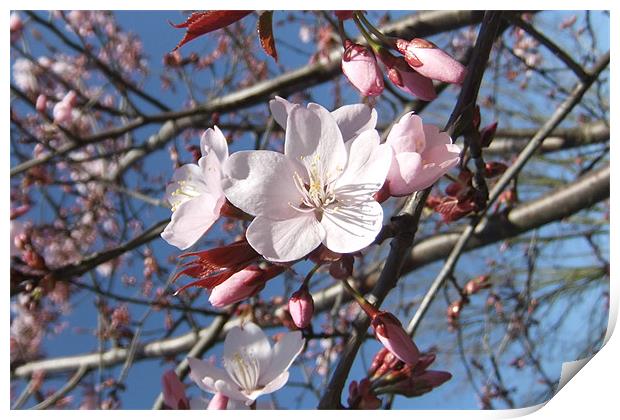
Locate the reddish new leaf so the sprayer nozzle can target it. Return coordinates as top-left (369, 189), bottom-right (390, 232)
top-left (170, 10), bottom-right (252, 51)
top-left (257, 11), bottom-right (278, 62)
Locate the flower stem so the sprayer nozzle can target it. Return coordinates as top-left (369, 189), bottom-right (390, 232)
top-left (354, 12), bottom-right (397, 49)
top-left (302, 263), bottom-right (321, 288)
top-left (337, 18), bottom-right (347, 48)
top-left (339, 278), bottom-right (377, 317)
top-left (351, 14), bottom-right (382, 53)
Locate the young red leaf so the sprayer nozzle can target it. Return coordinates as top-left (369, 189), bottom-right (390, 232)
top-left (257, 11), bottom-right (278, 62)
top-left (170, 11), bottom-right (252, 51)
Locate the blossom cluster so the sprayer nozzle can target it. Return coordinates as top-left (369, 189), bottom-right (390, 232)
top-left (337, 12), bottom-right (466, 100)
top-left (159, 97), bottom-right (460, 408)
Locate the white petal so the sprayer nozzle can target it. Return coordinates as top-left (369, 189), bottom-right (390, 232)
top-left (259, 331), bottom-right (304, 385)
top-left (269, 96), bottom-right (295, 129)
top-left (285, 104), bottom-right (347, 184)
top-left (331, 104), bottom-right (377, 142)
top-left (187, 357), bottom-right (230, 394)
top-left (242, 372), bottom-right (290, 403)
top-left (321, 199), bottom-right (383, 254)
top-left (260, 371), bottom-right (290, 395)
top-left (246, 215), bottom-right (325, 262)
top-left (214, 379), bottom-right (250, 404)
top-left (224, 322), bottom-right (272, 376)
top-left (198, 153), bottom-right (224, 195)
top-left (200, 126), bottom-right (229, 163)
top-left (161, 193), bottom-right (225, 250)
top-left (335, 129), bottom-right (392, 195)
top-left (223, 150), bottom-right (301, 220)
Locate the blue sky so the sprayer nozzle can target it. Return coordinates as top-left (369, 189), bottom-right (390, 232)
top-left (9, 10), bottom-right (610, 410)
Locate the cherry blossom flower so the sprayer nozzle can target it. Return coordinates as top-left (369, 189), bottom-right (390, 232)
top-left (224, 102), bottom-right (391, 262)
top-left (341, 41), bottom-right (384, 96)
top-left (12, 58), bottom-right (40, 93)
top-left (188, 322), bottom-right (304, 406)
top-left (161, 127), bottom-right (228, 250)
top-left (384, 112), bottom-right (461, 197)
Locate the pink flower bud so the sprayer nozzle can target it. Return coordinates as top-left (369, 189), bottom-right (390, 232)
top-left (371, 311), bottom-right (420, 366)
top-left (396, 38), bottom-right (466, 84)
top-left (342, 40), bottom-right (384, 96)
top-left (288, 285), bottom-right (314, 329)
top-left (378, 50), bottom-right (437, 101)
top-left (35, 95), bottom-right (47, 113)
top-left (208, 265), bottom-right (284, 307)
top-left (207, 392), bottom-right (229, 410)
top-left (161, 370), bottom-right (189, 409)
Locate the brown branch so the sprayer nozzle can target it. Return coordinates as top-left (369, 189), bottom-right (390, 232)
top-left (10, 163), bottom-right (609, 380)
top-left (29, 365), bottom-right (89, 410)
top-left (317, 11), bottom-right (506, 409)
top-left (506, 14), bottom-right (589, 81)
top-left (405, 50), bottom-right (610, 337)
top-left (11, 11), bottom-right (485, 178)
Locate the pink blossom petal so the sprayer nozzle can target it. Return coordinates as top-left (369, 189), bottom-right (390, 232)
top-left (320, 199), bottom-right (383, 254)
top-left (341, 41), bottom-right (384, 96)
top-left (396, 70), bottom-right (437, 101)
top-left (246, 215), bottom-right (325, 262)
top-left (161, 192), bottom-right (225, 250)
top-left (200, 126), bottom-right (228, 163)
top-left (386, 152), bottom-right (423, 197)
top-left (208, 268), bottom-right (262, 307)
top-left (405, 143), bottom-right (461, 192)
top-left (423, 123), bottom-right (452, 146)
top-left (260, 331), bottom-right (304, 384)
top-left (224, 150), bottom-right (301, 220)
top-left (386, 112), bottom-right (425, 155)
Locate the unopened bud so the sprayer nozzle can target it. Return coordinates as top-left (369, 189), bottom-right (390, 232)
top-left (396, 38), bottom-right (466, 84)
top-left (288, 286), bottom-right (314, 329)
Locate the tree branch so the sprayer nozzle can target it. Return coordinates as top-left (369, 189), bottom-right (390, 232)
top-left (11, 163), bottom-right (609, 380)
